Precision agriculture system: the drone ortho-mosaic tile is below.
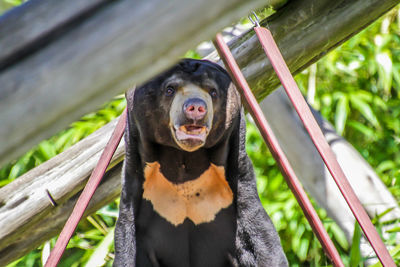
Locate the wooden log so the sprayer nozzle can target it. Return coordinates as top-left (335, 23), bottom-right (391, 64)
top-left (0, 118), bottom-right (125, 265)
top-left (0, 0), bottom-right (266, 166)
top-left (1, 0), bottom-right (399, 264)
top-left (0, 163), bottom-right (122, 266)
top-left (0, 0), bottom-right (106, 67)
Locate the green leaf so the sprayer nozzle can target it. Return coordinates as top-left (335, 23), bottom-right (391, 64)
top-left (349, 95), bottom-right (380, 128)
top-left (329, 223), bottom-right (349, 250)
top-left (390, 244), bottom-right (400, 257)
top-left (183, 50), bottom-right (202, 59)
top-left (335, 95), bottom-right (349, 134)
top-left (347, 121), bottom-right (377, 139)
top-left (54, 129), bottom-right (76, 151)
top-left (4, 0), bottom-right (24, 6)
top-left (369, 244), bottom-right (400, 267)
top-left (386, 226), bottom-right (400, 233)
top-left (376, 50), bottom-right (393, 96)
top-left (353, 91), bottom-right (373, 102)
top-left (292, 224), bottom-right (305, 252)
top-left (0, 178), bottom-right (14, 187)
top-left (41, 241), bottom-right (51, 266)
top-left (392, 64), bottom-right (400, 97)
top-left (8, 151), bottom-right (34, 180)
top-left (84, 227), bottom-right (114, 267)
top-left (376, 160), bottom-right (396, 173)
top-left (374, 207), bottom-right (396, 223)
top-left (297, 238), bottom-right (310, 261)
top-left (37, 140), bottom-right (57, 161)
top-left (349, 222), bottom-right (362, 267)
top-left (372, 96), bottom-right (388, 110)
top-left (7, 163), bottom-right (24, 180)
top-left (368, 261), bottom-right (383, 267)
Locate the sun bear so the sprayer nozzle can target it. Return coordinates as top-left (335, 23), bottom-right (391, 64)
top-left (114, 59), bottom-right (288, 266)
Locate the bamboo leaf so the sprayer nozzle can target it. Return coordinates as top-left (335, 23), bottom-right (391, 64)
top-left (329, 223), bottom-right (349, 250)
top-left (386, 226), bottom-right (400, 233)
top-left (37, 141), bottom-right (57, 161)
top-left (376, 160), bottom-right (396, 173)
top-left (297, 238), bottom-right (310, 261)
top-left (8, 151), bottom-right (34, 180)
top-left (348, 121), bottom-right (377, 139)
top-left (335, 95), bottom-right (349, 134)
top-left (350, 94), bottom-right (380, 128)
top-left (376, 50), bottom-right (393, 96)
top-left (349, 222), bottom-right (362, 267)
top-left (84, 227), bottom-right (115, 267)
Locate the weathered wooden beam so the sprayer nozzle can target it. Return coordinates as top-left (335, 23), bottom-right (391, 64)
top-left (1, 0), bottom-right (399, 264)
top-left (0, 0), bottom-right (106, 68)
top-left (1, 164), bottom-right (122, 265)
top-left (0, 118), bottom-right (124, 265)
top-left (0, 0), bottom-right (266, 166)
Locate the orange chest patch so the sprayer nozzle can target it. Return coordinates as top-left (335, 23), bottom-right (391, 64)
top-left (143, 162), bottom-right (233, 226)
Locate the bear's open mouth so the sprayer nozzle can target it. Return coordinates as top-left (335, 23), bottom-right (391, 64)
top-left (175, 125), bottom-right (208, 141)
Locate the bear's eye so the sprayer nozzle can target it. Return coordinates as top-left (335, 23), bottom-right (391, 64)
top-left (165, 86), bottom-right (175, 97)
top-left (209, 88), bottom-right (218, 98)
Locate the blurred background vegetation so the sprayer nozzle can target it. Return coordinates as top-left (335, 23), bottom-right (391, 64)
top-left (1, 1), bottom-right (400, 266)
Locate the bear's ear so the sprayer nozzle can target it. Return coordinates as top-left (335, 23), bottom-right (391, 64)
top-left (125, 86), bottom-right (136, 113)
top-left (225, 83), bottom-right (241, 129)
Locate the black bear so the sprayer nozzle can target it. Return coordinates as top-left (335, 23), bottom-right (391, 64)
top-left (114, 59), bottom-right (288, 266)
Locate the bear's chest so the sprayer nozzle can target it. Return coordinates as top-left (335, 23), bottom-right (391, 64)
top-left (141, 161), bottom-right (234, 226)
top-left (135, 161), bottom-right (236, 266)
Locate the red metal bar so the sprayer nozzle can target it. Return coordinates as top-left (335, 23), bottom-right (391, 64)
top-left (44, 108), bottom-right (127, 267)
top-left (214, 34), bottom-right (344, 267)
top-left (253, 26), bottom-right (395, 266)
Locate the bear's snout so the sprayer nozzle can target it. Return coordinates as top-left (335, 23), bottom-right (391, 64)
top-left (183, 98), bottom-right (207, 121)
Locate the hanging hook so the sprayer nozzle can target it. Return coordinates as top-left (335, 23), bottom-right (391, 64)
top-left (248, 11), bottom-right (260, 28)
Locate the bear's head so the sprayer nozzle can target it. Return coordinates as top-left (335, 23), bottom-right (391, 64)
top-left (128, 58), bottom-right (241, 152)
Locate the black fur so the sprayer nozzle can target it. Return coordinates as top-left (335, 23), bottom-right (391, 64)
top-left (114, 59), bottom-right (288, 266)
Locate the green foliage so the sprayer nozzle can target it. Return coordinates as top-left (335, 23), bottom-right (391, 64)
top-left (246, 121), bottom-right (349, 266)
top-left (3, 4), bottom-right (400, 267)
top-left (295, 9), bottom-right (400, 199)
top-left (349, 223), bottom-right (362, 267)
top-left (0, 0), bottom-right (25, 14)
top-left (1, 96), bottom-right (125, 266)
top-left (293, 9), bottom-right (400, 265)
top-left (57, 205), bottom-right (119, 267)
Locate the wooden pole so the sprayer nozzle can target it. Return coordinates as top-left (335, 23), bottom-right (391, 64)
top-left (214, 33), bottom-right (345, 267)
top-left (254, 26), bottom-right (395, 267)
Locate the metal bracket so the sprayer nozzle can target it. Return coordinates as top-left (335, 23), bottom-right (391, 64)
top-left (248, 11), bottom-right (260, 27)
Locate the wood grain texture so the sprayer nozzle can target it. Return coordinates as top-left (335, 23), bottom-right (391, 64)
top-left (0, 162), bottom-right (122, 265)
top-left (0, 0), bottom-right (265, 166)
top-left (0, 0), bottom-right (107, 68)
top-left (0, 118), bottom-right (124, 265)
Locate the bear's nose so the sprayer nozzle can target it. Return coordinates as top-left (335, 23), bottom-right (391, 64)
top-left (183, 98), bottom-right (207, 121)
